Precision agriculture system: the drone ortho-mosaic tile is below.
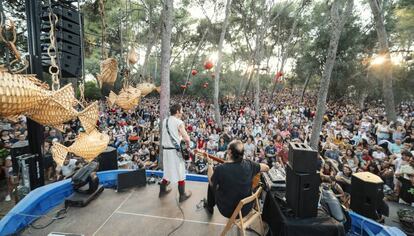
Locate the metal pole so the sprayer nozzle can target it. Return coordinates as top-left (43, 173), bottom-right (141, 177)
top-left (25, 0), bottom-right (45, 189)
top-left (154, 49), bottom-right (157, 81)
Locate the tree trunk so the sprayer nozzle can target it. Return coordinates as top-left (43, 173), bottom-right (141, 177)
top-left (368, 0), bottom-right (397, 121)
top-left (271, 0), bottom-right (309, 99)
top-left (214, 0), bottom-right (232, 129)
top-left (301, 72), bottom-right (312, 102)
top-left (142, 39), bottom-right (155, 79)
top-left (309, 0), bottom-right (354, 149)
top-left (159, 0), bottom-right (174, 168)
top-left (243, 68), bottom-right (254, 97)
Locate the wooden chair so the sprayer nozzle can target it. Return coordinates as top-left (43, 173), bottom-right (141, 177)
top-left (221, 187), bottom-right (264, 236)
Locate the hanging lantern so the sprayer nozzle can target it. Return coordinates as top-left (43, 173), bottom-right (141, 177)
top-left (191, 69), bottom-right (198, 76)
top-left (276, 71), bottom-right (283, 78)
top-left (204, 60), bottom-right (214, 70)
top-left (180, 85), bottom-right (187, 89)
top-left (128, 47), bottom-right (138, 65)
top-left (203, 82), bottom-right (208, 88)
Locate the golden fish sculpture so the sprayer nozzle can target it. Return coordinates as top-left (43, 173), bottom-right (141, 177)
top-left (135, 82), bottom-right (160, 97)
top-left (97, 58), bottom-right (118, 88)
top-left (0, 68), bottom-right (98, 133)
top-left (0, 68), bottom-right (51, 117)
top-left (51, 129), bottom-right (109, 166)
top-left (108, 86), bottom-right (141, 110)
top-left (128, 47), bottom-right (138, 65)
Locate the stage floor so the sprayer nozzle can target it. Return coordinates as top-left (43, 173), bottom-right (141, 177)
top-left (22, 181), bottom-right (262, 236)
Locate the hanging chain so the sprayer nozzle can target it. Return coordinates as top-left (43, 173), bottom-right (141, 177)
top-left (79, 81), bottom-right (86, 106)
top-left (47, 3), bottom-right (60, 91)
top-left (0, 16), bottom-right (29, 73)
top-left (98, 0), bottom-right (107, 59)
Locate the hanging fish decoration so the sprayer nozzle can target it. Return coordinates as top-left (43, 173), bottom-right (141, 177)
top-left (27, 93), bottom-right (99, 133)
top-left (51, 129), bottom-right (109, 166)
top-left (0, 69), bottom-right (50, 118)
top-left (135, 82), bottom-right (160, 97)
top-left (108, 86), bottom-right (141, 110)
top-left (0, 69), bottom-right (98, 133)
top-left (96, 58), bottom-right (118, 88)
top-left (128, 47), bottom-right (138, 65)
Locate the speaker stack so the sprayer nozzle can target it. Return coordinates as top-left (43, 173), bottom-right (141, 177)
top-left (40, 1), bottom-right (83, 78)
top-left (350, 172), bottom-right (384, 220)
top-left (96, 146), bottom-right (118, 171)
top-left (286, 142), bottom-right (320, 218)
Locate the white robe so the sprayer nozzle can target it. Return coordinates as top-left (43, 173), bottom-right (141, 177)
top-left (162, 116), bottom-right (186, 183)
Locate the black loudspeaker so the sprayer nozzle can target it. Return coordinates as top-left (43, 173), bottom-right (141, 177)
top-left (97, 146), bottom-right (118, 171)
top-left (10, 141), bottom-right (30, 175)
top-left (350, 172), bottom-right (384, 220)
top-left (288, 142), bottom-right (318, 174)
top-left (40, 3), bottom-right (83, 78)
top-left (117, 169), bottom-right (147, 192)
top-left (286, 165), bottom-right (320, 218)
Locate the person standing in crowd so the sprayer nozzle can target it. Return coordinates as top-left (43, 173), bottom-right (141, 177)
top-left (159, 104), bottom-right (192, 202)
top-left (244, 136), bottom-right (256, 161)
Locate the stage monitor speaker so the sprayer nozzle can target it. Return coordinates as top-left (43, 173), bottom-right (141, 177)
top-left (288, 142), bottom-right (318, 174)
top-left (350, 172), bottom-right (384, 220)
top-left (117, 169), bottom-right (147, 192)
top-left (286, 165), bottom-right (320, 218)
top-left (10, 141), bottom-right (30, 175)
top-left (97, 146), bottom-right (118, 171)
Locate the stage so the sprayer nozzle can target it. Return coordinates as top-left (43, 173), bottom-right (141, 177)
top-left (22, 181), bottom-right (262, 236)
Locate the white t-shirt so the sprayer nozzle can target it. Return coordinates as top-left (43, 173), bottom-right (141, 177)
top-left (372, 151), bottom-right (386, 160)
top-left (162, 116), bottom-right (184, 148)
top-left (61, 159), bottom-right (77, 177)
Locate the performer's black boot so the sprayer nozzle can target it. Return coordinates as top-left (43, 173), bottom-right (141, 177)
top-left (159, 181), bottom-right (171, 198)
top-left (178, 183), bottom-right (192, 202)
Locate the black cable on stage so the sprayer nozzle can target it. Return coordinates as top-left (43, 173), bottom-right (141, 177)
top-left (29, 207), bottom-right (69, 230)
top-left (167, 196), bottom-right (185, 236)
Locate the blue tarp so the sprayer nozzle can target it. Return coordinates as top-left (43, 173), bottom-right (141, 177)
top-left (0, 169), bottom-right (208, 235)
top-left (349, 211), bottom-right (406, 236)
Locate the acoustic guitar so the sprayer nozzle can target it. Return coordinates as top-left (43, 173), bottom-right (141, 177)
top-left (193, 149), bottom-right (261, 189)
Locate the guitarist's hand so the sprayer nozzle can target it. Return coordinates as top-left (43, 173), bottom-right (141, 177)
top-left (207, 155), bottom-right (213, 165)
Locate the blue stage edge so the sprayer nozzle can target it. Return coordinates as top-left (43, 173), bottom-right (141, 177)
top-left (0, 170), bottom-right (405, 236)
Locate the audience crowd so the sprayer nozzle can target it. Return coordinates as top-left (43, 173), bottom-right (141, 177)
top-left (1, 89), bottom-right (413, 207)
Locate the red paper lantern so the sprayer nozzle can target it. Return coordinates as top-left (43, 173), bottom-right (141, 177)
top-left (203, 82), bottom-right (208, 88)
top-left (204, 60), bottom-right (214, 70)
top-left (180, 85), bottom-right (187, 89)
top-left (276, 71), bottom-right (283, 78)
top-left (191, 69), bottom-right (198, 76)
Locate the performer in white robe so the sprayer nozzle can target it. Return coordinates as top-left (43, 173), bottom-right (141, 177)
top-left (159, 104), bottom-right (192, 202)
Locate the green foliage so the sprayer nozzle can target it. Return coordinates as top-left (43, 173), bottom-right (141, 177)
top-left (84, 81), bottom-right (102, 100)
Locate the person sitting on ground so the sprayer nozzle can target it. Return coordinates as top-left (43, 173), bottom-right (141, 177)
top-left (204, 140), bottom-right (269, 217)
top-left (56, 156), bottom-right (80, 180)
top-left (336, 164), bottom-right (353, 193)
top-left (195, 155), bottom-right (208, 175)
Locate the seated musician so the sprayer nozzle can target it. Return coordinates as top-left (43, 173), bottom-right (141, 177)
top-left (204, 140), bottom-right (269, 217)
